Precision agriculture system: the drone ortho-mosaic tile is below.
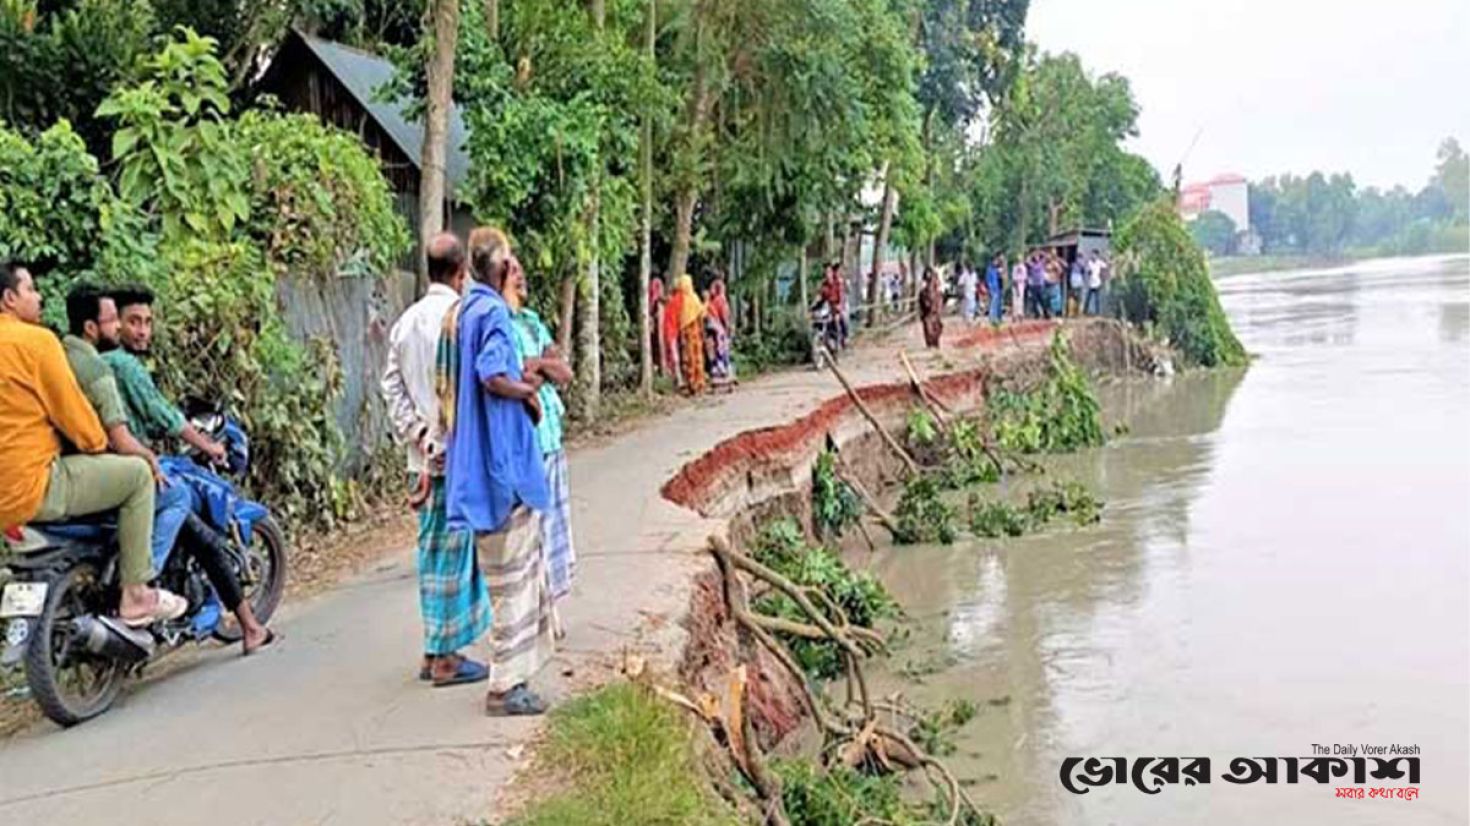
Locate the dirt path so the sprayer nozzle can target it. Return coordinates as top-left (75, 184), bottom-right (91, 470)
top-left (0, 317), bottom-right (1058, 825)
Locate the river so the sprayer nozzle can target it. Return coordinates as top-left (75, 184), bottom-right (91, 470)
top-left (866, 254), bottom-right (1470, 825)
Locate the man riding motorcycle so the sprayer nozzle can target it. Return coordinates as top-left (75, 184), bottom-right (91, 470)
top-left (0, 263), bottom-right (185, 626)
top-left (65, 284), bottom-right (274, 654)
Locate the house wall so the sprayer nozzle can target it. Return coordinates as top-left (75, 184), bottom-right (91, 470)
top-left (1209, 180), bottom-right (1250, 233)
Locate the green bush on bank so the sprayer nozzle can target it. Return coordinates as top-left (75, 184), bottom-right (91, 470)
top-left (990, 330), bottom-right (1105, 455)
top-left (1113, 200), bottom-right (1247, 367)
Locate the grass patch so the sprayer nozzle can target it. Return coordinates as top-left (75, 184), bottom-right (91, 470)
top-left (508, 683), bottom-right (739, 826)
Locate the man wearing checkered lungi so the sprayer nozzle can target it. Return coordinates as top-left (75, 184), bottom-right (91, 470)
top-left (382, 234), bottom-right (491, 688)
top-left (445, 227), bottom-right (556, 717)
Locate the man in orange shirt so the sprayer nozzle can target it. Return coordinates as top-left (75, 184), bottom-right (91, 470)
top-left (0, 263), bottom-right (184, 626)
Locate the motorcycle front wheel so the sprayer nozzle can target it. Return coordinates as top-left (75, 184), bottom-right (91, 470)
top-left (212, 516), bottom-right (288, 643)
top-left (24, 564), bottom-right (126, 727)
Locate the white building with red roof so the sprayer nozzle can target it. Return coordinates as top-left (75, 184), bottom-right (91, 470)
top-left (1178, 173), bottom-right (1250, 233)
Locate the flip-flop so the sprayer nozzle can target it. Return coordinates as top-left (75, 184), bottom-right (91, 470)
top-left (485, 684), bottom-right (547, 716)
top-left (432, 657), bottom-right (488, 687)
top-left (120, 588), bottom-right (188, 628)
top-left (242, 629), bottom-right (280, 657)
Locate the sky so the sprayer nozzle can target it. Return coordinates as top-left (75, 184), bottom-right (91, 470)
top-left (1025, 0), bottom-right (1470, 191)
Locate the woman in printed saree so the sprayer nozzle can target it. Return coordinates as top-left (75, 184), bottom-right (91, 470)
top-left (705, 277), bottom-right (734, 382)
top-left (649, 277), bottom-right (670, 377)
top-left (674, 275), bottom-right (707, 394)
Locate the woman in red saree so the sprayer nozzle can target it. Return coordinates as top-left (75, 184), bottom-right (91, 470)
top-left (662, 279), bottom-right (684, 388)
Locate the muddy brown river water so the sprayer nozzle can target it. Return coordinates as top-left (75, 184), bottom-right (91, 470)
top-left (866, 254), bottom-right (1470, 825)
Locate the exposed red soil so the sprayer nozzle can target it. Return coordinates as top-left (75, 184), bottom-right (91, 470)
top-left (661, 319), bottom-right (1061, 516)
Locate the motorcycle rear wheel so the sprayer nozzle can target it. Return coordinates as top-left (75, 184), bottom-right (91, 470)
top-left (211, 517), bottom-right (288, 644)
top-left (24, 564), bottom-right (126, 727)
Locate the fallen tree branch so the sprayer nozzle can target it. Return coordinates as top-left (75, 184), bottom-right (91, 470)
top-left (831, 448), bottom-right (901, 537)
top-left (821, 345), bottom-right (920, 477)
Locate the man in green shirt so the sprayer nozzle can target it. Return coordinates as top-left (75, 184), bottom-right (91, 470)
top-left (77, 284), bottom-right (273, 653)
top-left (63, 284), bottom-right (188, 571)
top-left (102, 286), bottom-right (226, 464)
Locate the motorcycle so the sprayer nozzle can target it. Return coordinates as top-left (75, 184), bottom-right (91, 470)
top-left (810, 302), bottom-right (843, 370)
top-left (0, 404), bottom-right (287, 727)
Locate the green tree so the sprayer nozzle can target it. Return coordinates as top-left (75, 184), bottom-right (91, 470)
top-left (1430, 136), bottom-right (1468, 223)
top-left (1190, 209), bottom-right (1235, 256)
top-left (967, 49), bottom-right (1159, 254)
top-left (1113, 200), bottom-right (1245, 368)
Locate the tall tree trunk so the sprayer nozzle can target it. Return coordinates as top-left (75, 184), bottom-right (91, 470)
top-left (575, 0), bottom-right (607, 419)
top-left (868, 161), bottom-right (896, 327)
top-left (557, 275), bottom-right (576, 355)
top-left (823, 212), bottom-right (836, 262)
top-left (576, 199), bottom-right (601, 418)
top-left (637, 0), bottom-right (656, 398)
top-left (797, 245), bottom-right (809, 316)
top-left (484, 0), bottom-right (498, 40)
top-left (416, 0), bottom-right (461, 295)
top-left (667, 10), bottom-right (713, 288)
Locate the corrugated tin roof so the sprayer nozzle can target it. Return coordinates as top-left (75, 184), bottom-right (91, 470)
top-left (296, 31), bottom-right (471, 192)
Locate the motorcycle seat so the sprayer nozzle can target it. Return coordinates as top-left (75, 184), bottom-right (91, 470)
top-left (29, 513), bottom-right (116, 543)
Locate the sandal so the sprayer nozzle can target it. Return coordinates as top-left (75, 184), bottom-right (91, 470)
top-left (120, 588), bottom-right (188, 628)
top-left (485, 684), bottom-right (547, 716)
top-left (433, 656), bottom-right (489, 687)
top-left (242, 629), bottom-right (280, 657)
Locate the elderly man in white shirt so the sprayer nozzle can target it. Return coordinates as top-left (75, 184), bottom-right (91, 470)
top-left (380, 233), bottom-right (492, 687)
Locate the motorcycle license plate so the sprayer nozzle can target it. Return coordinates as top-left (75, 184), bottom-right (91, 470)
top-left (0, 582), bottom-right (47, 618)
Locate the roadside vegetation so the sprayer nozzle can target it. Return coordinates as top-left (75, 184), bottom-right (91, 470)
top-left (506, 683), bottom-right (740, 826)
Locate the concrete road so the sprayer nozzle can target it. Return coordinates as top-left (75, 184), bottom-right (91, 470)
top-left (0, 320), bottom-right (986, 824)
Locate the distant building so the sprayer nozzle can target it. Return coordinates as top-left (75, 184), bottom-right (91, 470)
top-left (1178, 173), bottom-right (1250, 233)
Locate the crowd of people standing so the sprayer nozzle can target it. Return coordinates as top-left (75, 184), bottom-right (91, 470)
top-left (648, 273), bottom-right (735, 395)
top-left (920, 247), bottom-right (1111, 349)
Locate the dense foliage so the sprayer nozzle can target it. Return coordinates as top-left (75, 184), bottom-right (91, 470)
top-left (1248, 139), bottom-right (1469, 257)
top-left (893, 476), bottom-right (958, 545)
top-left (811, 450), bottom-right (863, 540)
top-left (965, 50), bottom-right (1162, 259)
top-left (0, 119), bottom-right (146, 327)
top-left (750, 520), bottom-right (895, 680)
top-left (1113, 201), bottom-right (1247, 368)
top-left (990, 330), bottom-right (1106, 453)
top-left (3, 30), bottom-right (409, 531)
top-left (774, 758), bottom-right (996, 826)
